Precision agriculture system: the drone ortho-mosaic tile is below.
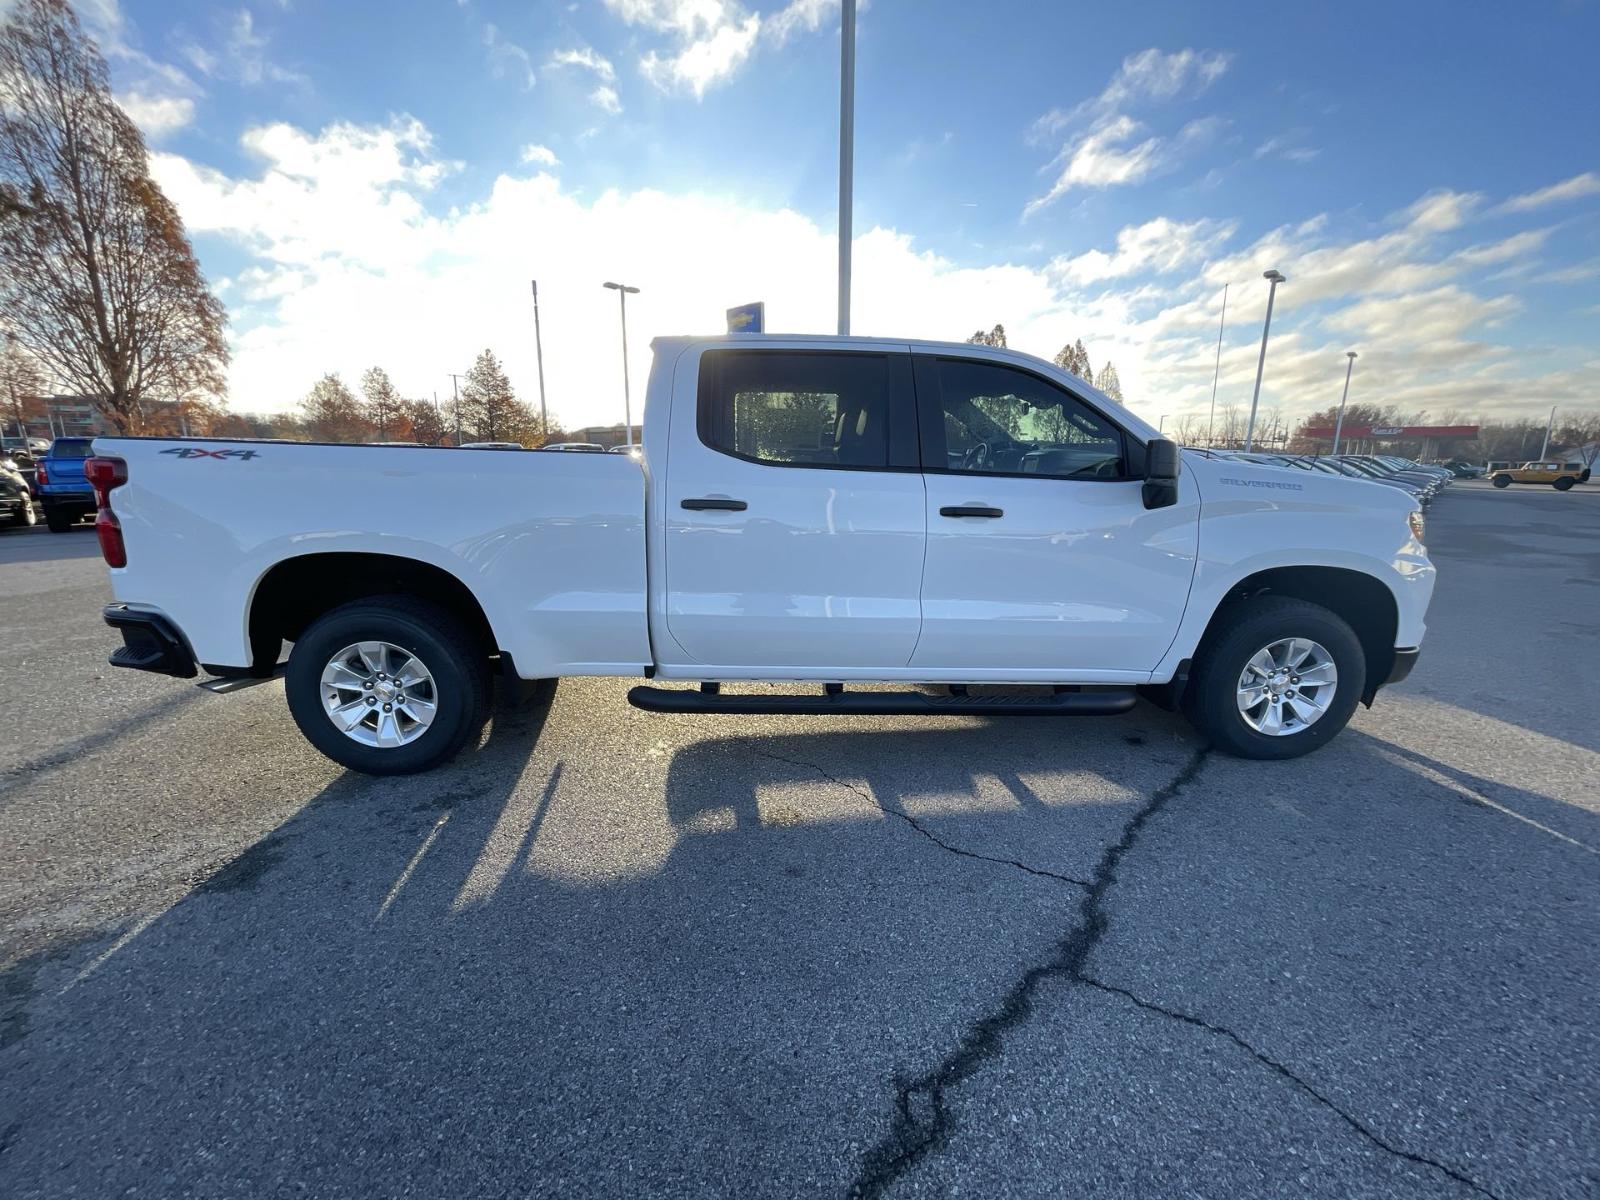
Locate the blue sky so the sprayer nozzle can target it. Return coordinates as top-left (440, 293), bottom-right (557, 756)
top-left (54, 0), bottom-right (1600, 429)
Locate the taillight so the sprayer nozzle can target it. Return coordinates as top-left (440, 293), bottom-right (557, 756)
top-left (86, 456), bottom-right (128, 568)
top-left (35, 460), bottom-right (47, 486)
top-left (85, 455), bottom-right (127, 501)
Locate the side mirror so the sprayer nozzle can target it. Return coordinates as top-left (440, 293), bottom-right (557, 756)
top-left (1142, 438), bottom-right (1181, 510)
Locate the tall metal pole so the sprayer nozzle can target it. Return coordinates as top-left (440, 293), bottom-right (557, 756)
top-left (619, 289), bottom-right (632, 446)
top-left (1331, 350), bottom-right (1357, 455)
top-left (1206, 282), bottom-right (1228, 446)
top-left (836, 0), bottom-right (856, 336)
top-left (449, 373), bottom-right (463, 445)
top-left (530, 280), bottom-right (548, 439)
top-left (604, 282), bottom-right (640, 446)
top-left (1245, 269), bottom-right (1285, 451)
top-left (1539, 404), bottom-right (1556, 459)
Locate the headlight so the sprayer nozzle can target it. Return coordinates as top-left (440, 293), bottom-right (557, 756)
top-left (1408, 510), bottom-right (1425, 543)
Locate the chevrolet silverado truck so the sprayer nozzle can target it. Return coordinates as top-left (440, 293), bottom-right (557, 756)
top-left (88, 335), bottom-right (1434, 774)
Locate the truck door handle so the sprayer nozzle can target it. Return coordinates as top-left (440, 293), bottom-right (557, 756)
top-left (939, 505), bottom-right (1003, 519)
top-left (681, 497), bottom-right (747, 511)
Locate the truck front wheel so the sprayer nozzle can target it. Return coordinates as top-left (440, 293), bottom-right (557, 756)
top-left (1184, 597), bottom-right (1366, 761)
top-left (1491, 475), bottom-right (1511, 488)
top-left (285, 595), bottom-right (491, 775)
top-left (1553, 477), bottom-right (1574, 491)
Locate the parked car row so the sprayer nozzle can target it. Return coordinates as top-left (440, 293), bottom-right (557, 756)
top-left (1191, 450), bottom-right (1455, 506)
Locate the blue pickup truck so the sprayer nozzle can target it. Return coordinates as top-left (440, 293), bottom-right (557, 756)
top-left (36, 437), bottom-right (98, 532)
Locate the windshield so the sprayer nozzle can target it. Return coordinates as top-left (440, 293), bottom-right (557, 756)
top-left (50, 439), bottom-right (93, 458)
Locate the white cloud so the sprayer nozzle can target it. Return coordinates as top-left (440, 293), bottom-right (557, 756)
top-left (1026, 47), bottom-right (1232, 215)
top-left (1496, 171), bottom-right (1600, 214)
top-left (181, 8), bottom-right (306, 87)
top-left (766, 0), bottom-right (839, 45)
top-left (1254, 134), bottom-right (1319, 164)
top-left (547, 46), bottom-right (616, 81)
top-left (640, 13), bottom-right (760, 97)
top-left (151, 115), bottom-right (1598, 430)
top-left (1050, 217), bottom-right (1237, 285)
top-left (604, 0), bottom-right (838, 97)
top-left (117, 91), bottom-right (196, 138)
top-left (519, 143), bottom-right (559, 167)
top-left (547, 45), bottom-right (622, 112)
top-left (482, 23), bottom-right (535, 90)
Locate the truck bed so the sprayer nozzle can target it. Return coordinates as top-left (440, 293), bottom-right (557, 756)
top-left (93, 439), bottom-right (652, 676)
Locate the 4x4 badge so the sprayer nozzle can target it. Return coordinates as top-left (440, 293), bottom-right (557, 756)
top-left (159, 447), bottom-right (261, 460)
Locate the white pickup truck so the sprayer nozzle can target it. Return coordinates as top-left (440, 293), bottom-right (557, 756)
top-left (88, 335), bottom-right (1433, 774)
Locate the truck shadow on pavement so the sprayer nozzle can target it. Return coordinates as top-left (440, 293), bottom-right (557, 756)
top-left (1, 702), bottom-right (1596, 1200)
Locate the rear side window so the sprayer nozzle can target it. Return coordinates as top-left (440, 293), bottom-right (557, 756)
top-left (699, 351), bottom-right (891, 469)
top-left (51, 439), bottom-right (93, 458)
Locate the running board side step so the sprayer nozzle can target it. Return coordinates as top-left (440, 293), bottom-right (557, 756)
top-left (626, 685), bottom-right (1137, 717)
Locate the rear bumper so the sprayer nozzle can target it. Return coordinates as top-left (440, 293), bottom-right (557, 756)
top-left (104, 604), bottom-right (198, 679)
top-left (42, 490), bottom-right (94, 507)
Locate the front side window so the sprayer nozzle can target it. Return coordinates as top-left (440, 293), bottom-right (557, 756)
top-left (699, 351), bottom-right (890, 469)
top-left (934, 360), bottom-right (1123, 479)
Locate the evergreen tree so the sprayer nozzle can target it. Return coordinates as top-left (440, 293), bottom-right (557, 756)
top-left (360, 366), bottom-right (403, 440)
top-left (460, 349), bottom-right (536, 443)
top-left (299, 373), bottom-right (367, 443)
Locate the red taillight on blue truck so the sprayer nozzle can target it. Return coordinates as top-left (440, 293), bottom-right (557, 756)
top-left (85, 456), bottom-right (128, 567)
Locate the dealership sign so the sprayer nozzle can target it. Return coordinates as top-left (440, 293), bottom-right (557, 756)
top-left (1300, 424), bottom-right (1479, 440)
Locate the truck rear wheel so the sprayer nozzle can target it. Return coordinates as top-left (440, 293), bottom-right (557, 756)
top-left (44, 506), bottom-right (75, 531)
top-left (1553, 477), bottom-right (1574, 491)
top-left (285, 595), bottom-right (491, 776)
top-left (1184, 597), bottom-right (1366, 761)
top-left (1491, 475), bottom-right (1511, 488)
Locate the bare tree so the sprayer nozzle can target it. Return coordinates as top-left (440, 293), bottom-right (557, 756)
top-left (2, 328), bottom-right (43, 439)
top-left (1093, 360), bottom-right (1122, 401)
top-left (0, 0), bottom-right (228, 433)
top-left (966, 324), bottom-right (1007, 348)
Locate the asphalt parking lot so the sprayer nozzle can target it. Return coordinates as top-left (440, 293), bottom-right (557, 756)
top-left (2, 481), bottom-right (1597, 1199)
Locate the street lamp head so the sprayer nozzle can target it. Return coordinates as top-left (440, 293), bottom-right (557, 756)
top-left (603, 281), bottom-right (640, 294)
top-left (1263, 269), bottom-right (1286, 284)
top-left (1346, 350), bottom-right (1358, 360)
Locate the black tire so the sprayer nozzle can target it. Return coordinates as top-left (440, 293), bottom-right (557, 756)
top-left (1581, 469), bottom-right (1591, 483)
top-left (44, 505), bottom-right (75, 531)
top-left (285, 595), bottom-right (491, 776)
top-left (1184, 596), bottom-right (1366, 761)
top-left (8, 498), bottom-right (34, 528)
top-left (1553, 477), bottom-right (1574, 491)
top-left (1491, 475), bottom-right (1511, 488)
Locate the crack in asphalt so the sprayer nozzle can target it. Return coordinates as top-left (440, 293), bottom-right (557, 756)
top-left (1080, 977), bottom-right (1503, 1200)
top-left (845, 746), bottom-right (1211, 1197)
top-left (744, 744), bottom-right (1092, 889)
top-left (842, 741), bottom-right (1504, 1200)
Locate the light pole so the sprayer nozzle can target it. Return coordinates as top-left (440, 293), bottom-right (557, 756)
top-left (603, 281), bottom-right (640, 446)
top-left (1244, 269), bottom-right (1285, 451)
top-left (530, 280), bottom-right (549, 440)
top-left (837, 0), bottom-right (856, 336)
top-left (1538, 404), bottom-right (1557, 459)
top-left (1331, 350), bottom-right (1358, 455)
top-left (449, 373), bottom-right (464, 445)
top-left (1206, 282), bottom-right (1228, 446)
